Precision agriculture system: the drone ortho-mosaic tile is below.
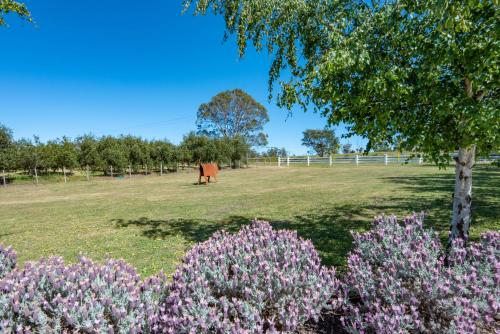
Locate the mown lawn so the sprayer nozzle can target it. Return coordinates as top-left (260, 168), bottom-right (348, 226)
top-left (1, 165), bottom-right (498, 277)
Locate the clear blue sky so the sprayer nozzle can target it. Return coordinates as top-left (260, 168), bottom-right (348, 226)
top-left (0, 0), bottom-right (366, 155)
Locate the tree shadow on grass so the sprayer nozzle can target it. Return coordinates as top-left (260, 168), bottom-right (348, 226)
top-left (112, 206), bottom-right (374, 272)
top-left (112, 216), bottom-right (249, 243)
top-left (382, 165), bottom-right (500, 233)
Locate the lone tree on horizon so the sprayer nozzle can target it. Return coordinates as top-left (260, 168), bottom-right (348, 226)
top-left (184, 0), bottom-right (499, 244)
top-left (302, 129), bottom-right (340, 156)
top-left (196, 89), bottom-right (269, 147)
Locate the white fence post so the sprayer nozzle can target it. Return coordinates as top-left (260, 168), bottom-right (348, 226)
top-left (160, 162), bottom-right (163, 176)
top-left (329, 155), bottom-right (332, 167)
top-left (307, 155), bottom-right (310, 166)
top-left (287, 156), bottom-right (290, 166)
top-left (419, 157), bottom-right (423, 165)
top-left (278, 156), bottom-right (281, 167)
top-left (384, 154), bottom-right (388, 166)
top-left (355, 155), bottom-right (359, 166)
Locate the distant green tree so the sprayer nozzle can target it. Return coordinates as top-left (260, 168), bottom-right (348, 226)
top-left (54, 137), bottom-right (78, 172)
top-left (371, 141), bottom-right (394, 153)
top-left (228, 135), bottom-right (250, 168)
top-left (150, 140), bottom-right (178, 170)
top-left (121, 136), bottom-right (142, 172)
top-left (139, 139), bottom-right (152, 173)
top-left (180, 132), bottom-right (219, 164)
top-left (0, 124), bottom-right (15, 175)
top-left (185, 0), bottom-right (500, 242)
top-left (263, 147), bottom-right (288, 158)
top-left (342, 143), bottom-right (353, 154)
top-left (197, 89), bottom-right (269, 146)
top-left (14, 137), bottom-right (43, 175)
top-left (76, 134), bottom-right (102, 171)
top-left (41, 140), bottom-right (59, 172)
top-left (213, 137), bottom-right (234, 166)
top-left (0, 124), bottom-right (13, 150)
top-left (97, 136), bottom-right (127, 175)
top-left (0, 0), bottom-right (31, 26)
top-left (302, 129), bottom-right (340, 156)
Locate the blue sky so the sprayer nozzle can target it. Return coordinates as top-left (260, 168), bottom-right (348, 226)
top-left (0, 0), bottom-right (366, 154)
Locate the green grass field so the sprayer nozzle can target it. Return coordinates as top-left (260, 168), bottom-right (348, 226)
top-left (1, 165), bottom-right (498, 277)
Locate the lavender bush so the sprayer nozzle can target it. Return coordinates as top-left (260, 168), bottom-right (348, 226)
top-left (0, 253), bottom-right (167, 333)
top-left (158, 220), bottom-right (338, 333)
top-left (337, 214), bottom-right (500, 334)
top-left (0, 245), bottom-right (16, 279)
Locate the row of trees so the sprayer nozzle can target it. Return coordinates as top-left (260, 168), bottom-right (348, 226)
top-left (0, 125), bottom-right (251, 177)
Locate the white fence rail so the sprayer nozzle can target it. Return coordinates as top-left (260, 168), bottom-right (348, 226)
top-left (248, 153), bottom-right (498, 167)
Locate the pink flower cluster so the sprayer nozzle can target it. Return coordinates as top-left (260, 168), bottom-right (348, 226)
top-left (337, 214), bottom-right (499, 334)
top-left (157, 220), bottom-right (338, 333)
top-left (0, 255), bottom-right (167, 333)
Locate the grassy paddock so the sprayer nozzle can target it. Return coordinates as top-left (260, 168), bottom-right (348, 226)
top-left (1, 165), bottom-right (498, 276)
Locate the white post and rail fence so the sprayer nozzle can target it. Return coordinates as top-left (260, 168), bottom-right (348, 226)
top-left (249, 153), bottom-right (498, 167)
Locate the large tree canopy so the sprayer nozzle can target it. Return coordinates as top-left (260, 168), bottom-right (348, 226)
top-left (184, 0), bottom-right (499, 242)
top-left (196, 89), bottom-right (269, 146)
top-left (185, 0), bottom-right (498, 162)
top-left (0, 0), bottom-right (31, 26)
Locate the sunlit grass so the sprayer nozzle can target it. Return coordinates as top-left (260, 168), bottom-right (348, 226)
top-left (1, 165), bottom-right (498, 277)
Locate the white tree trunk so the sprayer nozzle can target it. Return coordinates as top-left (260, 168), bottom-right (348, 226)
top-left (86, 165), bottom-right (90, 181)
top-left (2, 169), bottom-right (6, 187)
top-left (63, 167), bottom-right (67, 183)
top-left (449, 146), bottom-right (475, 243)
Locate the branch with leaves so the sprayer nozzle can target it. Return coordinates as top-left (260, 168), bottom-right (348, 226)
top-left (0, 0), bottom-right (31, 26)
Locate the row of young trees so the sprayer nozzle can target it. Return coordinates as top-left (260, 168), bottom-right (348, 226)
top-left (0, 125), bottom-right (251, 177)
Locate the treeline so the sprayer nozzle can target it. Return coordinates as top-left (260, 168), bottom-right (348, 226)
top-left (0, 127), bottom-right (251, 176)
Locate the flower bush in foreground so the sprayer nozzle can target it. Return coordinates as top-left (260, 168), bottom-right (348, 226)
top-left (0, 253), bottom-right (167, 333)
top-left (158, 220), bottom-right (338, 333)
top-left (0, 245), bottom-right (16, 279)
top-left (338, 214), bottom-right (500, 334)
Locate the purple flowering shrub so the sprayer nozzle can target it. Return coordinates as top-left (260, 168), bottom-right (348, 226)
top-left (0, 245), bottom-right (16, 279)
top-left (0, 253), bottom-right (167, 333)
top-left (158, 220), bottom-right (338, 333)
top-left (337, 214), bottom-right (500, 334)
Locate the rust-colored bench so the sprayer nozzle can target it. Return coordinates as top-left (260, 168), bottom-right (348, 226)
top-left (199, 163), bottom-right (218, 185)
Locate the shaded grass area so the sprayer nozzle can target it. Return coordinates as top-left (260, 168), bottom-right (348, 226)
top-left (1, 165), bottom-right (498, 276)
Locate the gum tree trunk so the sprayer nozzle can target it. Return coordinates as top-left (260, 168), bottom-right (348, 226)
top-left (449, 145), bottom-right (475, 243)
